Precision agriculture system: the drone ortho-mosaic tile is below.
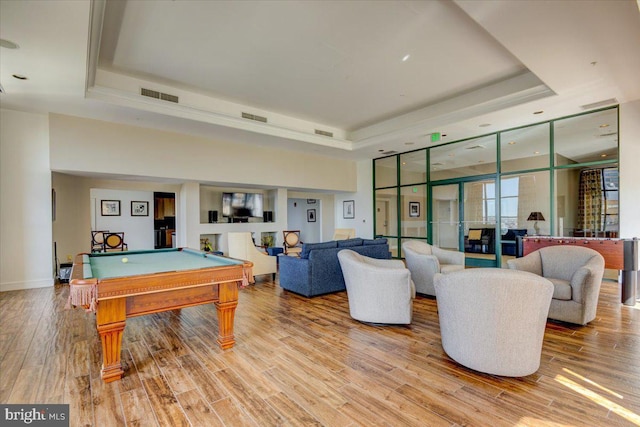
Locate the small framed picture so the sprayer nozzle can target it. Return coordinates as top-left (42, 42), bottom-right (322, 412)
top-left (307, 199), bottom-right (317, 204)
top-left (307, 209), bottom-right (316, 222)
top-left (409, 202), bottom-right (420, 218)
top-left (101, 200), bottom-right (121, 216)
top-left (131, 201), bottom-right (149, 216)
top-left (343, 200), bottom-right (355, 219)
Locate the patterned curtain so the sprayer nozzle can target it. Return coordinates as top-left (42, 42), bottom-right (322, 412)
top-left (577, 169), bottom-right (604, 232)
top-left (464, 182), bottom-right (484, 225)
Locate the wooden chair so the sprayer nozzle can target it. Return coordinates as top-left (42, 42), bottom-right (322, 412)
top-left (103, 232), bottom-right (129, 252)
top-left (91, 230), bottom-right (109, 253)
top-left (283, 230), bottom-right (303, 256)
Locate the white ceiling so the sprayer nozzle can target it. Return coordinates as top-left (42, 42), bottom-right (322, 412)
top-left (1, 0), bottom-right (639, 163)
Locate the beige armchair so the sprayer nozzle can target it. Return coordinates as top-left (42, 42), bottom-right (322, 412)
top-left (435, 269), bottom-right (553, 376)
top-left (332, 228), bottom-right (355, 240)
top-left (507, 246), bottom-right (605, 325)
top-left (227, 232), bottom-right (277, 282)
top-left (402, 240), bottom-right (465, 296)
top-left (337, 249), bottom-right (415, 324)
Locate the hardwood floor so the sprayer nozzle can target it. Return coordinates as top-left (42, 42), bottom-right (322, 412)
top-left (1, 276), bottom-right (638, 426)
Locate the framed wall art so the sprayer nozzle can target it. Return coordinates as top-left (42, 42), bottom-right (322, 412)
top-left (131, 201), bottom-right (149, 216)
top-left (343, 200), bottom-right (355, 219)
top-left (409, 202), bottom-right (420, 218)
top-left (307, 209), bottom-right (316, 222)
top-left (101, 200), bottom-right (121, 216)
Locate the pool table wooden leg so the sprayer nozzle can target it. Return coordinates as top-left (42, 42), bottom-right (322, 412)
top-left (215, 281), bottom-right (239, 349)
top-left (96, 298), bottom-right (126, 382)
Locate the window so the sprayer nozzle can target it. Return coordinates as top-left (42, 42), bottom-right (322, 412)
top-left (500, 177), bottom-right (519, 230)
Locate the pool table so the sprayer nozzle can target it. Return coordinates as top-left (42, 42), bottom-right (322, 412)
top-left (69, 248), bottom-right (253, 382)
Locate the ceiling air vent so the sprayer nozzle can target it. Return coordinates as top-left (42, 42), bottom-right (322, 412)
top-left (160, 93), bottom-right (179, 103)
top-left (140, 88), bottom-right (179, 103)
top-left (141, 88), bottom-right (160, 99)
top-left (580, 98), bottom-right (617, 110)
top-left (465, 145), bottom-right (485, 150)
top-left (314, 129), bottom-right (334, 137)
top-left (241, 112), bottom-right (268, 123)
top-left (381, 150), bottom-right (398, 156)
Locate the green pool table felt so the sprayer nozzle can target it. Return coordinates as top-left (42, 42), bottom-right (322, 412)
top-left (86, 248), bottom-right (241, 279)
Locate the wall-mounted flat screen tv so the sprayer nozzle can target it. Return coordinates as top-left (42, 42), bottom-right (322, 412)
top-left (222, 192), bottom-right (264, 218)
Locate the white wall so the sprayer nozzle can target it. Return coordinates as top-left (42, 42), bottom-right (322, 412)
top-left (52, 173), bottom-right (182, 264)
top-left (49, 114), bottom-right (357, 192)
top-left (619, 100), bottom-right (640, 238)
top-left (90, 188), bottom-right (155, 250)
top-left (0, 109), bottom-right (53, 291)
top-left (334, 160), bottom-right (374, 239)
top-left (286, 198), bottom-right (321, 243)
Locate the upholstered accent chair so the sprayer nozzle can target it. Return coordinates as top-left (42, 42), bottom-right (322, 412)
top-left (507, 246), bottom-right (605, 325)
top-left (283, 230), bottom-right (303, 256)
top-left (332, 228), bottom-right (356, 240)
top-left (337, 249), bottom-right (415, 324)
top-left (91, 230), bottom-right (109, 252)
top-left (402, 240), bottom-right (465, 296)
top-left (103, 232), bottom-right (128, 252)
top-left (227, 232), bottom-right (277, 282)
top-left (434, 269), bottom-right (554, 377)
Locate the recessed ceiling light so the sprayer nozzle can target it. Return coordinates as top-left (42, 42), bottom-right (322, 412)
top-left (534, 151), bottom-right (540, 154)
top-left (601, 154), bottom-right (607, 157)
top-left (533, 110), bottom-right (544, 115)
top-left (478, 160), bottom-right (485, 163)
top-left (0, 38), bottom-right (19, 49)
top-left (479, 123), bottom-right (491, 128)
top-left (12, 74), bottom-right (28, 80)
top-left (402, 54), bottom-right (410, 62)
top-left (599, 124), bottom-right (610, 128)
top-left (402, 162), bottom-right (406, 165)
top-left (508, 141), bottom-right (516, 145)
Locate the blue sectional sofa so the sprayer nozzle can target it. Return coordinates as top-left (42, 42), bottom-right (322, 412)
top-left (278, 238), bottom-right (391, 297)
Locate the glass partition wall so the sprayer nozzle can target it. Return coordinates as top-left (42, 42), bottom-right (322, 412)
top-left (373, 106), bottom-right (619, 266)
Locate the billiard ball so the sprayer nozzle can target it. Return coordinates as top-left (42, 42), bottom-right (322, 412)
top-left (122, 257), bottom-right (128, 263)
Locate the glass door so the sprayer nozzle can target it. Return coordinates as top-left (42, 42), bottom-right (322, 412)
top-left (431, 179), bottom-right (498, 267)
top-left (431, 184), bottom-right (459, 251)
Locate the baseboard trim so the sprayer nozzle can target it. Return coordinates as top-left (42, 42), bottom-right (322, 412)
top-left (0, 278), bottom-right (55, 292)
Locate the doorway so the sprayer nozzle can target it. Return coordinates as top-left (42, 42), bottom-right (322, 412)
top-left (154, 192), bottom-right (176, 249)
top-left (430, 178), bottom-right (498, 267)
top-left (375, 200), bottom-right (389, 236)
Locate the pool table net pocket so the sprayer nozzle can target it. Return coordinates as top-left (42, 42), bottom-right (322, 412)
top-left (66, 282), bottom-right (98, 312)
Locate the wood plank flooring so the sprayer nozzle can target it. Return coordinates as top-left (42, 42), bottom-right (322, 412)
top-left (0, 276), bottom-right (638, 426)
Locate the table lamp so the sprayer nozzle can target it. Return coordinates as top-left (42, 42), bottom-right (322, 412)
top-left (527, 211), bottom-right (545, 235)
